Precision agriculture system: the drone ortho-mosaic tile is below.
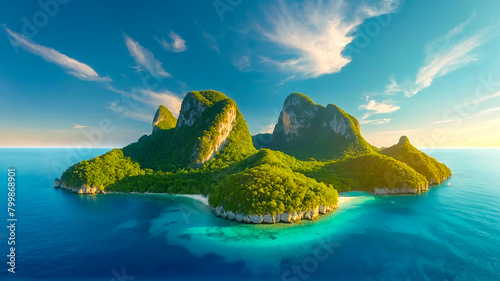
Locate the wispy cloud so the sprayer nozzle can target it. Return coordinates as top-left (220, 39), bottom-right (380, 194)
top-left (471, 91), bottom-right (500, 104)
top-left (107, 102), bottom-right (153, 123)
top-left (73, 124), bottom-right (88, 129)
top-left (261, 123), bottom-right (276, 134)
top-left (231, 55), bottom-right (251, 71)
top-left (258, 0), bottom-right (400, 78)
top-left (359, 118), bottom-right (391, 125)
top-left (156, 31), bottom-right (187, 52)
top-left (202, 30), bottom-right (220, 54)
top-left (384, 77), bottom-right (406, 95)
top-left (409, 16), bottom-right (487, 97)
top-left (4, 26), bottom-right (110, 82)
top-left (133, 89), bottom-right (183, 117)
top-left (473, 106), bottom-right (500, 116)
top-left (432, 91), bottom-right (500, 124)
top-left (105, 84), bottom-right (183, 121)
top-left (124, 34), bottom-right (171, 78)
top-left (432, 119), bottom-right (455, 125)
top-left (359, 98), bottom-right (400, 118)
top-left (277, 75), bottom-right (296, 86)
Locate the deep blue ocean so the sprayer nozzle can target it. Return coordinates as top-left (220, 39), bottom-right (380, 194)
top-left (0, 148), bottom-right (499, 281)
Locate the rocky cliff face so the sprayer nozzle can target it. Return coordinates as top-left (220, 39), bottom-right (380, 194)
top-left (214, 204), bottom-right (336, 224)
top-left (54, 178), bottom-right (105, 194)
top-left (373, 183), bottom-right (428, 195)
top-left (176, 94), bottom-right (207, 128)
top-left (194, 106), bottom-right (237, 164)
top-left (268, 93), bottom-right (372, 160)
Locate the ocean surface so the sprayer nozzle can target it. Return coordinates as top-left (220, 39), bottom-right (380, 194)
top-left (0, 148), bottom-right (499, 281)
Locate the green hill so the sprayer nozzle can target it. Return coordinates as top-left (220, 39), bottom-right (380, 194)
top-left (122, 90), bottom-right (256, 171)
top-left (152, 105), bottom-right (177, 132)
top-left (380, 136), bottom-right (452, 184)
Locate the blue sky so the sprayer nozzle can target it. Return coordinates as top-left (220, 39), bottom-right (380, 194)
top-left (1, 0), bottom-right (500, 148)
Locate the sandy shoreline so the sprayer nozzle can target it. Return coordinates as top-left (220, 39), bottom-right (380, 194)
top-left (337, 196), bottom-right (357, 206)
top-left (175, 194), bottom-right (209, 206)
top-left (177, 194), bottom-right (357, 208)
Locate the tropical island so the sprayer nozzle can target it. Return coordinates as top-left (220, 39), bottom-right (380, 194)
top-left (55, 90), bottom-right (452, 223)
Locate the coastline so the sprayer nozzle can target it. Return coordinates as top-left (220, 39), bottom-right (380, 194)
top-left (174, 194), bottom-right (209, 206)
top-left (176, 194), bottom-right (359, 207)
top-left (177, 193), bottom-right (358, 208)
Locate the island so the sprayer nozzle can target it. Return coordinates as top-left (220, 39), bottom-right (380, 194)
top-left (55, 90), bottom-right (452, 223)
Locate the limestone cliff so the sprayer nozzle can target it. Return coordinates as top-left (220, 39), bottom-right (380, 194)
top-left (267, 93), bottom-right (373, 160)
top-left (55, 178), bottom-right (106, 194)
top-left (214, 204), bottom-right (336, 224)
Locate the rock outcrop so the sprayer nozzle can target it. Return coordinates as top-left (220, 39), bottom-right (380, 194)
top-left (373, 183), bottom-right (429, 195)
top-left (54, 178), bottom-right (105, 194)
top-left (214, 204), bottom-right (336, 224)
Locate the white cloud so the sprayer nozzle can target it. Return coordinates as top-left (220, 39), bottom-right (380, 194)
top-left (4, 26), bottom-right (110, 82)
top-left (156, 31), bottom-right (187, 52)
top-left (433, 119), bottom-right (455, 124)
top-left (471, 91), bottom-right (500, 104)
top-left (359, 99), bottom-right (400, 116)
top-left (277, 75), bottom-right (296, 86)
top-left (359, 118), bottom-right (391, 125)
top-left (474, 106), bottom-right (500, 116)
top-left (73, 124), bottom-right (88, 129)
top-left (261, 123), bottom-right (276, 134)
top-left (133, 89), bottom-right (183, 117)
top-left (384, 77), bottom-right (407, 95)
top-left (104, 84), bottom-right (183, 120)
top-left (107, 102), bottom-right (153, 123)
top-left (124, 34), bottom-right (171, 78)
top-left (409, 16), bottom-right (487, 97)
top-left (202, 31), bottom-right (220, 54)
top-left (258, 0), bottom-right (400, 78)
top-left (232, 55), bottom-right (251, 71)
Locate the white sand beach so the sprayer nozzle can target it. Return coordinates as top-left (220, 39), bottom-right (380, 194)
top-left (175, 194), bottom-right (209, 206)
top-left (177, 194), bottom-right (357, 208)
top-left (337, 196), bottom-right (357, 206)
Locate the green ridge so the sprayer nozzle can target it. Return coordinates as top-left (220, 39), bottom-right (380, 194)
top-left (380, 136), bottom-right (452, 184)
